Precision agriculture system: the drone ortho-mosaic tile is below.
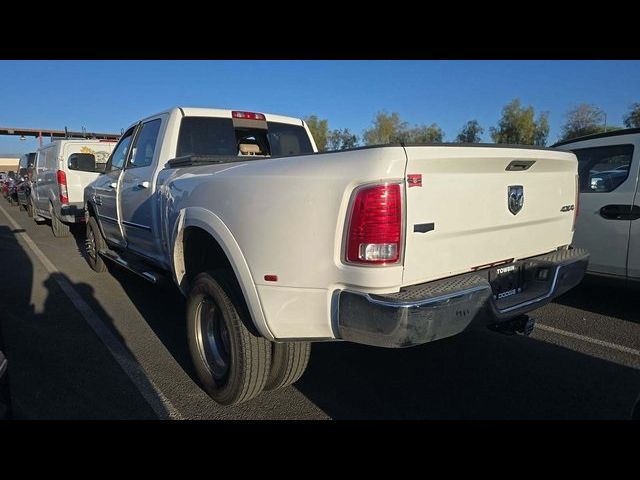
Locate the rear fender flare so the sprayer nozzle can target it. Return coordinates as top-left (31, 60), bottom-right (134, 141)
top-left (171, 207), bottom-right (273, 340)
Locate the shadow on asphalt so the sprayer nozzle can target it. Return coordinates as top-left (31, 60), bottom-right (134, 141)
top-left (105, 263), bottom-right (196, 380)
top-left (295, 331), bottom-right (640, 419)
top-left (72, 229), bottom-right (198, 383)
top-left (74, 225), bottom-right (640, 419)
top-left (0, 223), bottom-right (162, 419)
top-left (5, 222), bottom-right (637, 419)
top-left (553, 274), bottom-right (640, 325)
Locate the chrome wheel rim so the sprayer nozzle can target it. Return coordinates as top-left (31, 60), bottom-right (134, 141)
top-left (196, 297), bottom-right (231, 382)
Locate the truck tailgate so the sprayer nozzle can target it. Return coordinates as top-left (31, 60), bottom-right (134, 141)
top-left (402, 146), bottom-right (578, 286)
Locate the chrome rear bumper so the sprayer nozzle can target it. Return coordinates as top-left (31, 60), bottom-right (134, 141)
top-left (335, 248), bottom-right (589, 348)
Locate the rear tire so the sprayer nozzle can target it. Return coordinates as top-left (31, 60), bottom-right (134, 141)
top-left (265, 341), bottom-right (311, 391)
top-left (186, 270), bottom-right (271, 405)
top-left (50, 205), bottom-right (70, 238)
top-left (85, 216), bottom-right (107, 272)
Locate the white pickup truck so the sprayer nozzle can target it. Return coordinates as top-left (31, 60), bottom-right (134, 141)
top-left (84, 107), bottom-right (589, 405)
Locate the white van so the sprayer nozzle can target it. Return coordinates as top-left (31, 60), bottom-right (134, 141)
top-left (32, 139), bottom-right (116, 237)
top-left (553, 127), bottom-right (640, 280)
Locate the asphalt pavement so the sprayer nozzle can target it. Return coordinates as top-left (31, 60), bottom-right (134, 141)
top-left (0, 201), bottom-right (638, 419)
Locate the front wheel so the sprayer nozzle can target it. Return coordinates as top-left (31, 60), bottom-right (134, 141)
top-left (85, 216), bottom-right (107, 272)
top-left (25, 200), bottom-right (33, 218)
top-left (186, 271), bottom-right (271, 405)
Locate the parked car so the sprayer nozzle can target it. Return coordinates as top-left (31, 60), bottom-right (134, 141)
top-left (32, 139), bottom-right (116, 237)
top-left (16, 152), bottom-right (36, 217)
top-left (1, 171), bottom-right (10, 196)
top-left (84, 107), bottom-right (588, 406)
top-left (7, 179), bottom-right (19, 206)
top-left (553, 128), bottom-right (640, 280)
top-left (2, 171), bottom-right (18, 206)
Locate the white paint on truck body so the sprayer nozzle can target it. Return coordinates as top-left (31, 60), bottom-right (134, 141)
top-left (402, 146), bottom-right (577, 286)
top-left (86, 107), bottom-right (580, 341)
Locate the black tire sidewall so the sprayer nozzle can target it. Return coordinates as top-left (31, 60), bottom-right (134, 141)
top-left (86, 217), bottom-right (106, 272)
top-left (186, 273), bottom-right (239, 404)
top-left (265, 341), bottom-right (311, 391)
top-left (186, 271), bottom-right (269, 405)
top-left (50, 205), bottom-right (70, 237)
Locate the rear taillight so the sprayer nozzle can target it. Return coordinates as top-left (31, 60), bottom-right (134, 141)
top-left (573, 174), bottom-right (580, 231)
top-left (56, 170), bottom-right (69, 205)
top-left (346, 183), bottom-right (402, 264)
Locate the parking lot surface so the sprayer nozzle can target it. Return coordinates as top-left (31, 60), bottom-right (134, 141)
top-left (0, 202), bottom-right (638, 419)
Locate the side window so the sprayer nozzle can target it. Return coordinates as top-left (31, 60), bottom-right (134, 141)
top-left (573, 144), bottom-right (634, 193)
top-left (107, 128), bottom-right (135, 171)
top-left (127, 119), bottom-right (162, 169)
top-left (68, 153), bottom-right (98, 172)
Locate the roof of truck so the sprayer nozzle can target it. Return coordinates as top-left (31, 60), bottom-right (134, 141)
top-left (137, 107), bottom-right (304, 127)
top-left (552, 127), bottom-right (640, 147)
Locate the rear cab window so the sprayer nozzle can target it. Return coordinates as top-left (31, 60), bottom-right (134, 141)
top-left (176, 116), bottom-right (314, 159)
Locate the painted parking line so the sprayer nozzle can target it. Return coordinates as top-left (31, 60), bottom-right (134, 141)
top-left (536, 323), bottom-right (640, 357)
top-left (0, 203), bottom-right (183, 419)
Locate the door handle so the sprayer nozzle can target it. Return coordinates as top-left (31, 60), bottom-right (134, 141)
top-left (109, 182), bottom-right (117, 189)
top-left (599, 204), bottom-right (640, 220)
top-left (137, 181), bottom-right (150, 189)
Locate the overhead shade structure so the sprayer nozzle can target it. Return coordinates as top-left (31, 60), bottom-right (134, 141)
top-left (0, 126), bottom-right (120, 146)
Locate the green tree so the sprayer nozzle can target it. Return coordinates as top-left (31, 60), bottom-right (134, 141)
top-left (327, 128), bottom-right (359, 150)
top-left (455, 120), bottom-right (484, 143)
top-left (623, 103), bottom-right (640, 128)
top-left (559, 104), bottom-right (606, 142)
top-left (490, 99), bottom-right (550, 146)
top-left (304, 115), bottom-right (329, 151)
top-left (534, 113), bottom-right (550, 146)
top-left (363, 111), bottom-right (408, 145)
top-left (404, 123), bottom-right (444, 143)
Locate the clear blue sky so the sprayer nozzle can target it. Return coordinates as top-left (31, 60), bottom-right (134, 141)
top-left (1, 60), bottom-right (639, 154)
